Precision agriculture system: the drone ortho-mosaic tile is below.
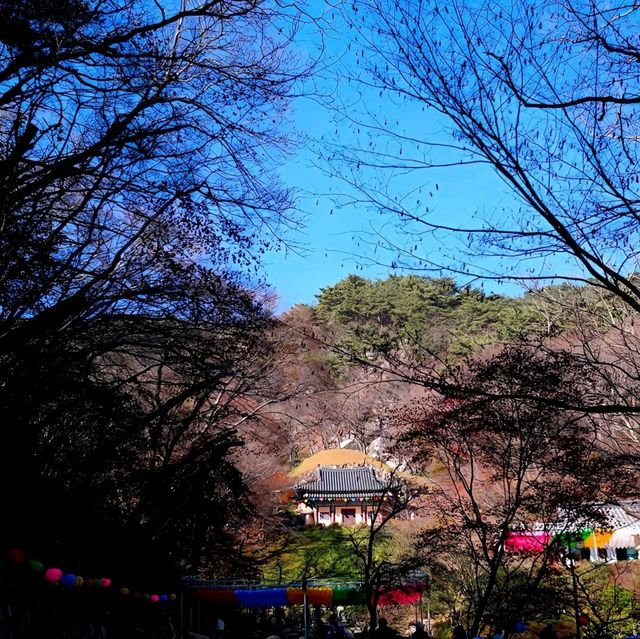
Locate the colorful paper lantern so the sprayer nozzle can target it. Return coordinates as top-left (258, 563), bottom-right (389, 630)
top-left (169, 594), bottom-right (177, 601)
top-left (75, 576), bottom-right (84, 587)
top-left (100, 578), bottom-right (111, 588)
top-left (61, 573), bottom-right (77, 587)
top-left (85, 578), bottom-right (95, 587)
top-left (26, 559), bottom-right (44, 572)
top-left (159, 594), bottom-right (169, 602)
top-left (192, 589), bottom-right (238, 604)
top-left (506, 531), bottom-right (552, 554)
top-left (235, 588), bottom-right (288, 608)
top-left (45, 568), bottom-right (63, 583)
top-left (287, 587), bottom-right (333, 605)
top-left (332, 588), bottom-right (366, 605)
top-left (143, 594), bottom-right (151, 601)
top-left (552, 529), bottom-right (593, 548)
top-left (578, 615), bottom-right (589, 627)
top-left (377, 586), bottom-right (423, 606)
top-left (120, 587), bottom-right (130, 596)
top-left (514, 622), bottom-right (528, 633)
top-left (7, 548), bottom-right (25, 564)
top-left (150, 594), bottom-right (160, 603)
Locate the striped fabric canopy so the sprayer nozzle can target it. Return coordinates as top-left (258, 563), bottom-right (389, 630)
top-left (505, 525), bottom-right (640, 555)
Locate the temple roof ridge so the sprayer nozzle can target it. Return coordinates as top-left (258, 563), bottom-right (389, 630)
top-left (296, 465), bottom-right (389, 497)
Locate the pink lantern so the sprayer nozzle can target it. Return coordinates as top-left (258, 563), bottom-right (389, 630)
top-left (100, 578), bottom-right (112, 588)
top-left (150, 594), bottom-right (160, 603)
top-left (45, 568), bottom-right (63, 583)
top-left (505, 531), bottom-right (552, 554)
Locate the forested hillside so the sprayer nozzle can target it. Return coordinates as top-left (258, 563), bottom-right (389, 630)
top-left (259, 273), bottom-right (640, 635)
top-left (264, 274), bottom-right (633, 470)
top-left (314, 274), bottom-right (518, 358)
top-left (310, 274), bottom-right (622, 359)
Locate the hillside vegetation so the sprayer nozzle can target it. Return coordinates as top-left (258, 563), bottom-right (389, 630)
top-left (263, 274), bottom-right (632, 466)
top-left (311, 274), bottom-right (626, 360)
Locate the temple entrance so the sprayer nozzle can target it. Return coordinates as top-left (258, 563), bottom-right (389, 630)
top-left (341, 508), bottom-right (357, 525)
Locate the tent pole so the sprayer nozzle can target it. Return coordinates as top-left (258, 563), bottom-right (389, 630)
top-left (303, 579), bottom-right (309, 639)
top-left (179, 593), bottom-right (184, 636)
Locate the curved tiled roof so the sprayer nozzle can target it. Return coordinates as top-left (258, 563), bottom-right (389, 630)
top-left (557, 503), bottom-right (640, 531)
top-left (296, 467), bottom-right (389, 499)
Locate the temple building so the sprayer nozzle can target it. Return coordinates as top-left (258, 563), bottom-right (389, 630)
top-left (505, 502), bottom-right (640, 562)
top-left (294, 466), bottom-right (392, 526)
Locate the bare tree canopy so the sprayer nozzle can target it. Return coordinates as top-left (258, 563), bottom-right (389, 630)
top-left (396, 345), bottom-right (639, 637)
top-left (0, 0), bottom-right (307, 586)
top-left (0, 0), bottom-right (304, 344)
top-left (338, 0), bottom-right (640, 311)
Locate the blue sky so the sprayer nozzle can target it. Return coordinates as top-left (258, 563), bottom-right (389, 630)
top-left (258, 4), bottom-right (537, 313)
top-left (261, 94), bottom-right (520, 313)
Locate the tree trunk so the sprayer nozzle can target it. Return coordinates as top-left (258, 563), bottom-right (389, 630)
top-left (367, 600), bottom-right (378, 634)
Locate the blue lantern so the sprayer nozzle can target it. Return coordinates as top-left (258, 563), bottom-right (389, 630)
top-left (61, 573), bottom-right (77, 587)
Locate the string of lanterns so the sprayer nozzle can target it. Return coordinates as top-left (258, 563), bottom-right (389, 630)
top-left (6, 548), bottom-right (177, 604)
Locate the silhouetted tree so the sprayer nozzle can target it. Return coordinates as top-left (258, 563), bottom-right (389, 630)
top-left (0, 0), bottom-right (306, 587)
top-left (394, 346), bottom-right (638, 637)
top-left (338, 0), bottom-right (640, 308)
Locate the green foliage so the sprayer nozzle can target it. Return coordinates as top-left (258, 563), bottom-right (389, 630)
top-left (316, 275), bottom-right (458, 331)
top-left (262, 526), bottom-right (365, 582)
top-left (316, 275), bottom-right (522, 359)
top-left (315, 275), bottom-right (634, 361)
top-left (261, 525), bottom-right (400, 585)
top-left (578, 565), bottom-right (636, 639)
top-left (448, 289), bottom-right (513, 356)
